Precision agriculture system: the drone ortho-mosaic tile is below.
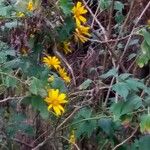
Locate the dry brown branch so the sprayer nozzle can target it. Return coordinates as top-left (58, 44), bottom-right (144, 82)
top-left (112, 126), bottom-right (139, 150)
top-left (0, 96), bottom-right (25, 103)
top-left (32, 107), bottom-right (81, 150)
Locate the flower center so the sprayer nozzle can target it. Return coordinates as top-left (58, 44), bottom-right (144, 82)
top-left (52, 99), bottom-right (59, 106)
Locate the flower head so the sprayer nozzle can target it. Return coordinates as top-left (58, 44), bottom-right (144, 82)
top-left (72, 2), bottom-right (87, 26)
top-left (48, 75), bottom-right (55, 82)
top-left (74, 24), bottom-right (91, 43)
top-left (57, 67), bottom-right (71, 83)
top-left (69, 130), bottom-right (76, 144)
top-left (43, 56), bottom-right (61, 69)
top-left (27, 0), bottom-right (34, 11)
top-left (17, 12), bottom-right (25, 18)
top-left (44, 89), bottom-right (68, 116)
top-left (62, 41), bottom-right (72, 54)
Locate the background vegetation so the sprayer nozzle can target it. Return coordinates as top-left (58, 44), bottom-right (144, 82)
top-left (0, 0), bottom-right (150, 150)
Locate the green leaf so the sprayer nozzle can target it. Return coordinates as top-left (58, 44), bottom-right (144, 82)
top-left (125, 78), bottom-right (145, 91)
top-left (99, 118), bottom-right (114, 136)
top-left (139, 135), bottom-right (150, 150)
top-left (129, 135), bottom-right (150, 150)
top-left (139, 28), bottom-right (150, 46)
top-left (3, 75), bottom-right (18, 88)
top-left (31, 96), bottom-right (49, 119)
top-left (78, 79), bottom-right (92, 90)
top-left (114, 1), bottom-right (124, 12)
top-left (112, 82), bottom-right (129, 99)
top-left (110, 94), bottom-right (142, 120)
top-left (99, 0), bottom-right (111, 10)
top-left (4, 58), bottom-right (20, 69)
top-left (51, 76), bottom-right (67, 93)
top-left (59, 0), bottom-right (73, 16)
top-left (118, 73), bottom-right (132, 80)
top-left (100, 68), bottom-right (118, 79)
top-left (57, 16), bottom-right (75, 42)
top-left (0, 5), bottom-right (12, 17)
top-left (115, 11), bottom-right (124, 23)
top-left (29, 77), bottom-right (47, 97)
top-left (140, 114), bottom-right (150, 133)
top-left (72, 108), bottom-right (97, 138)
top-left (141, 40), bottom-right (150, 57)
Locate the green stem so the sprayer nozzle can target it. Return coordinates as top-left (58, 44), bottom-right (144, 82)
top-left (71, 116), bottom-right (112, 127)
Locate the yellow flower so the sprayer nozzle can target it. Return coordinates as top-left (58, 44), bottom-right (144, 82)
top-left (74, 24), bottom-right (91, 43)
top-left (62, 41), bottom-right (72, 54)
top-left (72, 2), bottom-right (87, 26)
top-left (69, 130), bottom-right (76, 144)
top-left (44, 89), bottom-right (68, 116)
top-left (27, 0), bottom-right (34, 11)
top-left (17, 12), bottom-right (25, 18)
top-left (43, 56), bottom-right (61, 69)
top-left (48, 75), bottom-right (55, 82)
top-left (57, 67), bottom-right (71, 83)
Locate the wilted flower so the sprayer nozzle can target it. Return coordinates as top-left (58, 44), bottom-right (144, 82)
top-left (57, 67), bottom-right (71, 83)
top-left (74, 24), bottom-right (91, 43)
top-left (62, 41), bottom-right (72, 54)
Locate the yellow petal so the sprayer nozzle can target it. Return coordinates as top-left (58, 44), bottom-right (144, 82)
top-left (53, 106), bottom-right (61, 116)
top-left (52, 89), bottom-right (59, 99)
top-left (79, 16), bottom-right (87, 23)
top-left (48, 104), bottom-right (52, 111)
top-left (44, 97), bottom-right (51, 103)
top-left (77, 2), bottom-right (82, 8)
top-left (58, 105), bottom-right (65, 113)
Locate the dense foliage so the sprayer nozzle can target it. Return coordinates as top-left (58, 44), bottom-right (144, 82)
top-left (0, 0), bottom-right (150, 150)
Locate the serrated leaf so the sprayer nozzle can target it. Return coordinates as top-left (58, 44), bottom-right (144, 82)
top-left (29, 77), bottom-right (47, 97)
top-left (59, 0), bottom-right (73, 16)
top-left (72, 108), bottom-right (97, 138)
top-left (99, 118), bottom-right (114, 136)
top-left (112, 82), bottom-right (129, 99)
top-left (110, 94), bottom-right (142, 119)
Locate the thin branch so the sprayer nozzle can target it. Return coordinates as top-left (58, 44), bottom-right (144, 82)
top-left (32, 107), bottom-right (81, 150)
top-left (82, 0), bottom-right (108, 41)
top-left (0, 96), bottom-right (25, 103)
top-left (117, 1), bottom-right (150, 66)
top-left (112, 126), bottom-right (139, 150)
top-left (60, 136), bottom-right (80, 150)
top-left (107, 0), bottom-right (115, 39)
top-left (13, 138), bottom-right (33, 148)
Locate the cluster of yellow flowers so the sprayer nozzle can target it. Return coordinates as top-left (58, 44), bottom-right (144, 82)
top-left (72, 1), bottom-right (91, 43)
top-left (43, 55), bottom-right (71, 83)
top-left (61, 1), bottom-right (91, 54)
top-left (16, 0), bottom-right (34, 18)
top-left (43, 55), bottom-right (71, 116)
